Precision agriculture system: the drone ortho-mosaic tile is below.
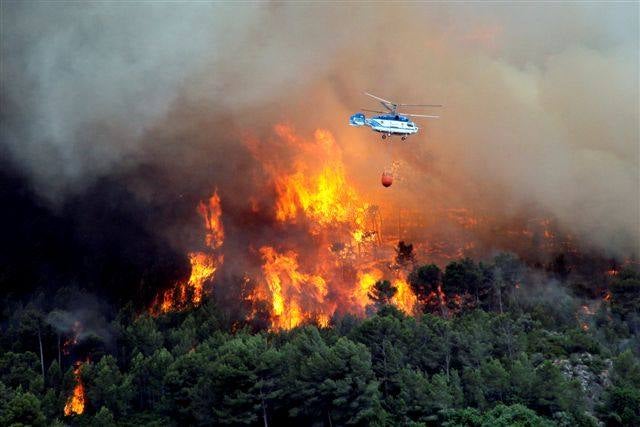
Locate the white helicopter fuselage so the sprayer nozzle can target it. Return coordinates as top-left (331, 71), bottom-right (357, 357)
top-left (349, 113), bottom-right (419, 136)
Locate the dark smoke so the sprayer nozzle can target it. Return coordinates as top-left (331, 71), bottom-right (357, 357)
top-left (1, 3), bottom-right (638, 303)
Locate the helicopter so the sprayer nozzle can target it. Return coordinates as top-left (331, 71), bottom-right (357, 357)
top-left (349, 92), bottom-right (441, 140)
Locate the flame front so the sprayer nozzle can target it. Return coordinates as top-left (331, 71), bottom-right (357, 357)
top-left (392, 277), bottom-right (417, 314)
top-left (244, 125), bottom-right (404, 329)
top-left (354, 269), bottom-right (384, 310)
top-left (249, 125), bottom-right (419, 327)
top-left (198, 191), bottom-right (224, 249)
top-left (273, 127), bottom-right (366, 234)
top-left (185, 251), bottom-right (218, 305)
top-left (256, 246), bottom-right (330, 330)
top-left (275, 165), bottom-right (360, 228)
top-left (152, 190), bottom-right (224, 314)
top-left (64, 363), bottom-right (85, 416)
top-left (153, 123), bottom-right (625, 330)
top-left (160, 125), bottom-right (420, 328)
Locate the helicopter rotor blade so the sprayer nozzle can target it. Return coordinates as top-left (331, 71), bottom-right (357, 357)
top-left (405, 113), bottom-right (440, 118)
top-left (398, 103), bottom-right (443, 108)
top-left (363, 92), bottom-right (396, 112)
top-left (380, 102), bottom-right (395, 112)
top-left (364, 92), bottom-right (394, 105)
top-left (361, 108), bottom-right (387, 114)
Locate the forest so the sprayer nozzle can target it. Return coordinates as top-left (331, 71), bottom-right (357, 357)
top-left (1, 253), bottom-right (639, 427)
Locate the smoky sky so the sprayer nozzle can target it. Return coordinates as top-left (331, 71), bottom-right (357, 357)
top-left (1, 2), bottom-right (638, 259)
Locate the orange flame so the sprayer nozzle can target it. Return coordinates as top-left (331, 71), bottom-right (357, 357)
top-left (352, 269), bottom-right (416, 315)
top-left (185, 251), bottom-right (218, 304)
top-left (392, 277), bottom-right (417, 314)
top-left (353, 269), bottom-right (384, 310)
top-left (151, 190), bottom-right (224, 314)
top-left (272, 127), bottom-right (367, 235)
top-left (198, 191), bottom-right (224, 249)
top-left (161, 125), bottom-right (421, 328)
top-left (64, 362), bottom-right (85, 416)
top-left (155, 251), bottom-right (220, 313)
top-left (580, 304), bottom-right (595, 316)
top-left (577, 303), bottom-right (597, 332)
top-left (256, 246), bottom-right (330, 330)
top-left (243, 125), bottom-right (418, 329)
top-left (274, 165), bottom-right (361, 227)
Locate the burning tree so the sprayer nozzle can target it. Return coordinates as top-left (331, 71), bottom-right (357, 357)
top-left (64, 362), bottom-right (85, 416)
top-left (368, 280), bottom-right (397, 308)
top-left (151, 190), bottom-right (224, 314)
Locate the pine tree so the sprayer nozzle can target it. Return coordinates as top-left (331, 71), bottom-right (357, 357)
top-left (368, 280), bottom-right (397, 308)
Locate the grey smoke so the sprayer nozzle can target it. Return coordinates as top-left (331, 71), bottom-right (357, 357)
top-left (46, 307), bottom-right (111, 347)
top-left (1, 3), bottom-right (638, 256)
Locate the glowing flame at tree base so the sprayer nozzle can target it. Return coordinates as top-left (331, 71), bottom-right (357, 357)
top-left (392, 277), bottom-right (418, 313)
top-left (64, 362), bottom-right (85, 416)
top-left (153, 251), bottom-right (220, 314)
top-left (253, 246), bottom-right (332, 331)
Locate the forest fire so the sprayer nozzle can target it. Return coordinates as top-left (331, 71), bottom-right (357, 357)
top-left (149, 124), bottom-right (633, 331)
top-left (64, 362), bottom-right (86, 416)
top-left (150, 125), bottom-right (423, 328)
top-left (253, 246), bottom-right (331, 330)
top-left (271, 127), bottom-right (367, 232)
top-left (354, 269), bottom-right (383, 310)
top-left (578, 304), bottom-right (597, 331)
top-left (2, 4), bottom-right (639, 426)
top-left (198, 191), bottom-right (225, 250)
top-left (274, 164), bottom-right (360, 228)
top-left (242, 125), bottom-right (417, 329)
top-left (392, 277), bottom-right (418, 313)
top-left (62, 320), bottom-right (83, 355)
top-left (151, 190), bottom-right (224, 314)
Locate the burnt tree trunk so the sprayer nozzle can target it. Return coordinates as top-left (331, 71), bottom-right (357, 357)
top-left (57, 333), bottom-right (61, 368)
top-left (37, 326), bottom-right (45, 380)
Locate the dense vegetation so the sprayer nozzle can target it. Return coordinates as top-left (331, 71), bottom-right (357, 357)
top-left (1, 254), bottom-right (639, 426)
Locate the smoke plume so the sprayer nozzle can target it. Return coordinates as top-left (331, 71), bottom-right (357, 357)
top-left (1, 1), bottom-right (638, 292)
